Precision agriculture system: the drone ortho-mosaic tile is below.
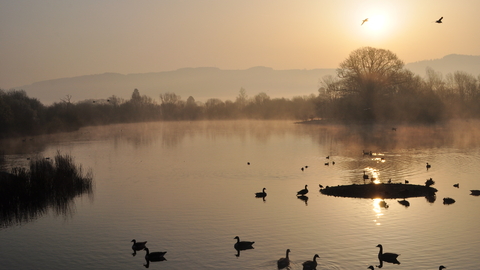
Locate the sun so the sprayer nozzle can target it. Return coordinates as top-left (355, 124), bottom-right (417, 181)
top-left (364, 14), bottom-right (387, 34)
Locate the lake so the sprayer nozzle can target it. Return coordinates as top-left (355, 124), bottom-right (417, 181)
top-left (1, 120), bottom-right (480, 270)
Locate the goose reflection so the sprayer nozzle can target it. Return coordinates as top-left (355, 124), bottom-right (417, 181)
top-left (297, 195), bottom-right (309, 205)
top-left (376, 244), bottom-right (400, 266)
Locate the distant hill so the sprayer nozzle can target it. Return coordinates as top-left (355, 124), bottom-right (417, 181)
top-left (14, 54), bottom-right (480, 105)
top-left (405, 54), bottom-right (480, 77)
top-left (16, 67), bottom-right (336, 105)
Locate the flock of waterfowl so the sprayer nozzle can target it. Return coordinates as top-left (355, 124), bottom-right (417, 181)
top-left (130, 149), bottom-right (474, 269)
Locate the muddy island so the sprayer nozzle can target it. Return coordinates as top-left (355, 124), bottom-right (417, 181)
top-left (320, 183), bottom-right (437, 199)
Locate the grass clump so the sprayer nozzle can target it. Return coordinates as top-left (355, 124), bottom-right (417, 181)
top-left (0, 151), bottom-right (93, 227)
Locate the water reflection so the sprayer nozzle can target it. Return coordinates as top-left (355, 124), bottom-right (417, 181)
top-left (297, 195), bottom-right (309, 206)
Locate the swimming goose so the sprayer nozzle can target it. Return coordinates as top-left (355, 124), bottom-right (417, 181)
top-left (376, 244), bottom-right (400, 264)
top-left (144, 248), bottom-right (167, 262)
top-left (297, 185), bottom-right (308, 196)
top-left (277, 249), bottom-right (291, 269)
top-left (302, 254), bottom-right (320, 270)
top-left (234, 236), bottom-right (254, 250)
top-left (255, 188), bottom-right (267, 197)
top-left (131, 239), bottom-right (147, 251)
top-left (443, 197), bottom-right (455, 205)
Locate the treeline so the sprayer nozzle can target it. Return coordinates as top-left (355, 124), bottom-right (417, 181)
top-left (0, 88), bottom-right (317, 138)
top-left (316, 47), bottom-right (480, 124)
top-left (1, 47), bottom-right (480, 138)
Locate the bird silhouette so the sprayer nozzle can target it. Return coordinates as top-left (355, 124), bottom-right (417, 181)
top-left (277, 249), bottom-right (291, 269)
top-left (131, 239), bottom-right (148, 251)
top-left (376, 244), bottom-right (400, 264)
top-left (297, 185), bottom-right (309, 196)
top-left (302, 254), bottom-right (320, 270)
top-left (255, 188), bottom-right (267, 198)
top-left (144, 248), bottom-right (167, 262)
top-left (234, 236), bottom-right (255, 250)
top-left (439, 266), bottom-right (446, 270)
top-left (436, 17), bottom-right (443, 23)
top-left (361, 18), bottom-right (369, 25)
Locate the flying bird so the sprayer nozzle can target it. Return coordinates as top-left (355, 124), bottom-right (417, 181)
top-left (361, 18), bottom-right (369, 25)
top-left (436, 17), bottom-right (443, 23)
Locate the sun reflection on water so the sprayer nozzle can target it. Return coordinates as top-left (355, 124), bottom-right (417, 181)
top-left (372, 198), bottom-right (388, 225)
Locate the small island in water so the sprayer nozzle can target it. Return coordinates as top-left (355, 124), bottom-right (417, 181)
top-left (320, 183), bottom-right (437, 199)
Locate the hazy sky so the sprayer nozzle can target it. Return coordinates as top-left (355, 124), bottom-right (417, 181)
top-left (1, 0), bottom-right (479, 89)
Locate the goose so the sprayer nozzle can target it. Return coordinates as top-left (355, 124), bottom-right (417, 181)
top-left (297, 185), bottom-right (308, 196)
top-left (144, 248), bottom-right (167, 262)
top-left (277, 249), bottom-right (291, 269)
top-left (398, 199), bottom-right (410, 207)
top-left (255, 188), bottom-right (267, 198)
top-left (453, 183), bottom-right (459, 188)
top-left (439, 266), bottom-right (446, 270)
top-left (443, 197), bottom-right (455, 205)
top-left (302, 254), bottom-right (320, 270)
top-left (376, 244), bottom-right (400, 264)
top-left (367, 266), bottom-right (374, 270)
top-left (234, 236), bottom-right (254, 250)
top-left (436, 17), bottom-right (443, 23)
top-left (131, 239), bottom-right (147, 251)
top-left (361, 18), bottom-right (368, 25)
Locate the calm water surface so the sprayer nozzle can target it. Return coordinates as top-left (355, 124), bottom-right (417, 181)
top-left (1, 120), bottom-right (480, 270)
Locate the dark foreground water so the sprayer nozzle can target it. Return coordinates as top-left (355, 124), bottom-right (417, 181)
top-left (1, 120), bottom-right (480, 270)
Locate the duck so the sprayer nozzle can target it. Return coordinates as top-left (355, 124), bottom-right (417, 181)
top-left (453, 183), bottom-right (459, 188)
top-left (376, 244), bottom-right (400, 264)
top-left (297, 185), bottom-right (308, 196)
top-left (302, 254), bottom-right (320, 270)
top-left (131, 239), bottom-right (147, 251)
top-left (144, 247), bottom-right (167, 262)
top-left (277, 249), bottom-right (291, 269)
top-left (255, 188), bottom-right (267, 198)
top-left (234, 236), bottom-right (254, 250)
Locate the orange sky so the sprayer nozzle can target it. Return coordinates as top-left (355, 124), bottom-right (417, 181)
top-left (1, 0), bottom-right (479, 89)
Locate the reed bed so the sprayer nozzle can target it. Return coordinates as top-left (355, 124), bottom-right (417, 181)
top-left (0, 151), bottom-right (93, 227)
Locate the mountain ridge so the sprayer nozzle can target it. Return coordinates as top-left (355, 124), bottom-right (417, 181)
top-left (14, 54), bottom-right (480, 105)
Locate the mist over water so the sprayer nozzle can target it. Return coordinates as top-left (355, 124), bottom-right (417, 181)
top-left (1, 120), bottom-right (480, 269)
